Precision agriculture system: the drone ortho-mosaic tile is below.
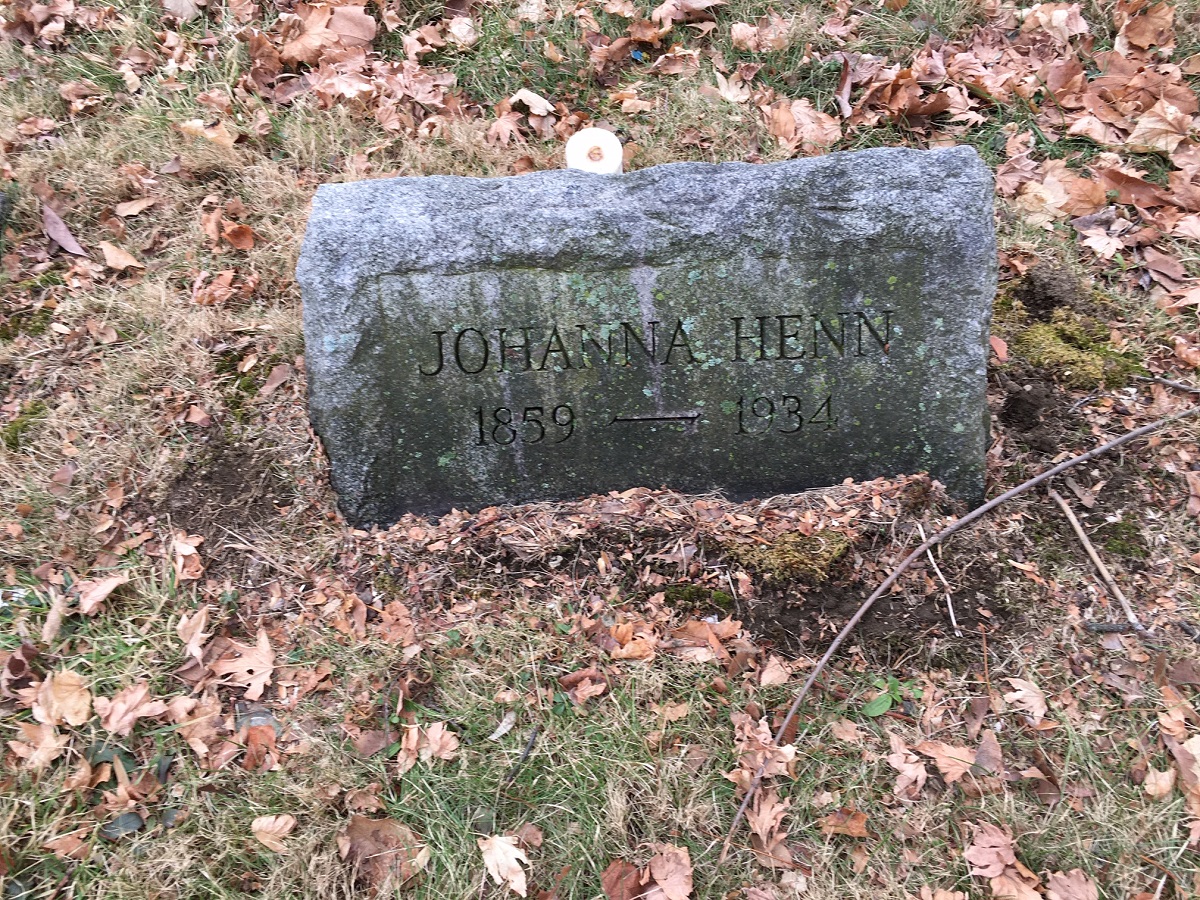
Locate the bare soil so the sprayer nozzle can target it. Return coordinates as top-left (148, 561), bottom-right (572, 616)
top-left (160, 432), bottom-right (295, 578)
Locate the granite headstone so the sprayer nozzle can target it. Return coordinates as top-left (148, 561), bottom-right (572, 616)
top-left (297, 146), bottom-right (996, 526)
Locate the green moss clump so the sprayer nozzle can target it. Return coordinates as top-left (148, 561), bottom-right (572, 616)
top-left (663, 584), bottom-right (709, 606)
top-left (661, 584), bottom-right (735, 611)
top-left (731, 530), bottom-right (851, 581)
top-left (374, 570), bottom-right (403, 597)
top-left (1012, 309), bottom-right (1142, 388)
top-left (1098, 518), bottom-right (1149, 560)
top-left (214, 349), bottom-right (283, 422)
top-left (2, 400), bottom-right (48, 451)
top-left (0, 306), bottom-right (54, 342)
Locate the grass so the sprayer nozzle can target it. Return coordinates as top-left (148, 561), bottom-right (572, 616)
top-left (8, 564), bottom-right (1198, 899)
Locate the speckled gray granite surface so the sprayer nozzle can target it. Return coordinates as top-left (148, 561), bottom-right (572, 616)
top-left (298, 146), bottom-right (996, 526)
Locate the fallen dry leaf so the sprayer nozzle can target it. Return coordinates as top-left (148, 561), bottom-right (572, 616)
top-left (114, 197), bottom-right (155, 217)
top-left (758, 654), bottom-right (790, 686)
top-left (339, 816), bottom-right (430, 896)
top-left (178, 118), bottom-right (237, 148)
top-left (647, 843), bottom-right (693, 900)
top-left (77, 572), bottom-right (130, 615)
top-left (34, 669), bottom-right (92, 727)
top-left (746, 788), bottom-right (794, 870)
top-left (601, 859), bottom-right (643, 900)
top-left (162, 0), bottom-right (201, 20)
top-left (818, 807), bottom-right (869, 837)
top-left (1143, 765), bottom-right (1176, 799)
top-left (965, 822), bottom-right (1042, 900)
top-left (915, 740), bottom-right (976, 784)
top-left (418, 721), bottom-right (459, 762)
top-left (964, 822), bottom-right (1018, 878)
top-left (1021, 2), bottom-right (1089, 44)
top-left (478, 834), bottom-right (530, 897)
top-left (42, 204), bottom-right (86, 255)
top-left (94, 681), bottom-right (169, 736)
top-left (1003, 678), bottom-right (1048, 725)
top-left (173, 531), bottom-right (206, 581)
top-left (259, 362), bottom-right (293, 396)
top-left (280, 4), bottom-right (377, 66)
top-left (222, 223), bottom-right (257, 250)
top-left (829, 719), bottom-right (862, 743)
top-left (210, 628), bottom-right (275, 700)
top-left (887, 733), bottom-right (929, 800)
top-left (730, 11), bottom-right (790, 51)
top-left (509, 88), bottom-right (554, 116)
top-left (8, 722), bottom-right (70, 770)
top-left (176, 606), bottom-right (211, 661)
top-left (43, 828), bottom-right (91, 860)
top-left (1045, 869), bottom-right (1098, 900)
top-left (252, 814), bottom-right (296, 852)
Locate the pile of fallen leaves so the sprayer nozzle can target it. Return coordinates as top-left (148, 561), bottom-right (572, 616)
top-left (6, 0), bottom-right (1198, 310)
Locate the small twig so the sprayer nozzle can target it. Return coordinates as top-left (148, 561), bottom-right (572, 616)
top-left (504, 726), bottom-right (539, 785)
top-left (719, 406), bottom-right (1200, 862)
top-left (1085, 622), bottom-right (1138, 633)
top-left (979, 623), bottom-right (992, 695)
top-left (1149, 826), bottom-right (1189, 900)
top-left (917, 523), bottom-right (961, 637)
top-left (1135, 375), bottom-right (1200, 394)
top-left (1048, 488), bottom-right (1148, 636)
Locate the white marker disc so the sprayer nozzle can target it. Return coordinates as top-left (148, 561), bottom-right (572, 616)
top-left (564, 127), bottom-right (624, 174)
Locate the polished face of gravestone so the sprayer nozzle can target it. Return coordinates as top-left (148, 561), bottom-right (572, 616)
top-left (297, 147), bottom-right (996, 526)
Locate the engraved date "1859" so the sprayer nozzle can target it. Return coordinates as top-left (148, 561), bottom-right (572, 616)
top-left (475, 405), bottom-right (575, 445)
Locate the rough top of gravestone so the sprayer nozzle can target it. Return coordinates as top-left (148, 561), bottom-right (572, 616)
top-left (298, 147), bottom-right (995, 526)
top-left (298, 146), bottom-right (991, 283)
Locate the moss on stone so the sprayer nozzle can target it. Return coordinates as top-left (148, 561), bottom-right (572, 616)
top-left (731, 530), bottom-right (851, 581)
top-left (1013, 309), bottom-right (1142, 388)
top-left (2, 400), bottom-right (48, 451)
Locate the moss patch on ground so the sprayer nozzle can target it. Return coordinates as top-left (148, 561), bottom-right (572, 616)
top-left (662, 583), bottom-right (734, 612)
top-left (729, 530), bottom-right (851, 581)
top-left (0, 305), bottom-right (53, 342)
top-left (1012, 309), bottom-right (1142, 389)
top-left (1, 400), bottom-right (47, 451)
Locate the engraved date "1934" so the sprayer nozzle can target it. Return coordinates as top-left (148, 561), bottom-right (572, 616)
top-left (732, 394), bottom-right (836, 434)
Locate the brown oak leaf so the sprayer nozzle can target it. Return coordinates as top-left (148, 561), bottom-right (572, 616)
top-left (210, 628), bottom-right (275, 700)
top-left (94, 682), bottom-right (168, 736)
top-left (339, 816), bottom-right (430, 896)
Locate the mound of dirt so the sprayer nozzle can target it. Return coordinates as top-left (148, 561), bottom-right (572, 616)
top-left (1013, 264), bottom-right (1087, 322)
top-left (162, 435), bottom-right (294, 576)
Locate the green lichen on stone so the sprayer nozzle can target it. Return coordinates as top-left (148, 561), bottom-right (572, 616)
top-left (731, 530), bottom-right (851, 581)
top-left (2, 400), bottom-right (48, 451)
top-left (1013, 309), bottom-right (1142, 388)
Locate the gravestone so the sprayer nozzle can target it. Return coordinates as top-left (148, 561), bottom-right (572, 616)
top-left (297, 146), bottom-right (996, 527)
